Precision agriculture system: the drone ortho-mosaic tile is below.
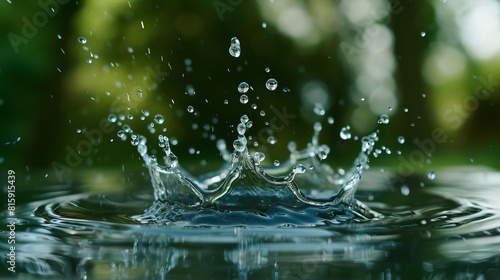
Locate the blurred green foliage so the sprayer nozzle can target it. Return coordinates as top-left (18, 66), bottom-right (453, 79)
top-left (1, 0), bottom-right (500, 187)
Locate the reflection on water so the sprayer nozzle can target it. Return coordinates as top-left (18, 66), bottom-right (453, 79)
top-left (1, 167), bottom-right (500, 279)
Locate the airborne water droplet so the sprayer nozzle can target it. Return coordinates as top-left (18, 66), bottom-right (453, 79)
top-left (266, 78), bottom-right (278, 91)
top-left (254, 152), bottom-right (265, 163)
top-left (427, 170), bottom-right (436, 180)
top-left (229, 37), bottom-right (241, 58)
top-left (340, 126), bottom-right (351, 140)
top-left (313, 103), bottom-right (325, 116)
top-left (187, 105), bottom-right (194, 113)
top-left (233, 139), bottom-right (245, 152)
top-left (154, 114), bottom-right (164, 124)
top-left (238, 82), bottom-right (249, 93)
top-left (108, 114), bottom-right (117, 123)
top-left (237, 123), bottom-right (246, 135)
top-left (378, 114), bottom-right (389, 124)
top-left (398, 136), bottom-right (405, 144)
top-left (267, 136), bottom-right (277, 145)
top-left (78, 37), bottom-right (87, 44)
top-left (401, 184), bottom-right (410, 196)
top-left (240, 94), bottom-right (249, 104)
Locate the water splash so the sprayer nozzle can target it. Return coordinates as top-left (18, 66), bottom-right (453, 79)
top-left (128, 113), bottom-right (381, 224)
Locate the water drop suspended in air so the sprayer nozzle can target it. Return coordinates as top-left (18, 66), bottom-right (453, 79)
top-left (237, 123), bottom-right (246, 135)
top-left (267, 136), bottom-right (277, 145)
top-left (240, 94), bottom-right (249, 104)
top-left (313, 103), bottom-right (325, 116)
top-left (401, 184), bottom-right (410, 196)
top-left (427, 170), bottom-right (436, 180)
top-left (420, 31), bottom-right (426, 37)
top-left (233, 139), bottom-right (245, 152)
top-left (240, 114), bottom-right (249, 124)
top-left (254, 152), bottom-right (265, 163)
top-left (78, 37), bottom-right (87, 44)
top-left (340, 126), bottom-right (351, 140)
top-left (398, 136), bottom-right (405, 144)
top-left (266, 78), bottom-right (278, 91)
top-left (238, 82), bottom-right (249, 93)
top-left (187, 105), bottom-right (194, 113)
top-left (154, 114), bottom-right (164, 124)
top-left (378, 114), bottom-right (389, 124)
top-left (229, 37), bottom-right (241, 58)
top-left (108, 114), bottom-right (117, 123)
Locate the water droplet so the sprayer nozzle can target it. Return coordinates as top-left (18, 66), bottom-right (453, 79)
top-left (260, 110), bottom-right (266, 117)
top-left (123, 125), bottom-right (132, 133)
top-left (186, 84), bottom-right (195, 96)
top-left (254, 152), bottom-right (265, 163)
top-left (340, 126), bottom-right (351, 140)
top-left (237, 123), bottom-right (246, 135)
top-left (313, 103), bottom-right (325, 116)
top-left (273, 160), bottom-right (280, 166)
top-left (398, 136), bottom-right (405, 144)
top-left (267, 136), bottom-right (277, 145)
top-left (86, 58), bottom-right (92, 64)
top-left (427, 170), bottom-right (436, 180)
top-left (327, 116), bottom-right (334, 124)
top-left (313, 122), bottom-right (322, 132)
top-left (238, 82), bottom-right (249, 93)
top-left (240, 115), bottom-right (249, 124)
top-left (229, 37), bottom-right (241, 58)
top-left (420, 31), bottom-right (426, 37)
top-left (266, 78), bottom-right (278, 91)
top-left (404, 108), bottom-right (409, 113)
top-left (239, 94), bottom-right (249, 104)
top-left (318, 145), bottom-right (330, 160)
top-left (76, 129), bottom-right (82, 134)
top-left (187, 105), bottom-right (194, 113)
top-left (117, 130), bottom-right (126, 141)
top-left (154, 114), bottom-right (164, 124)
top-left (401, 184), bottom-right (410, 196)
top-left (378, 114), bottom-right (389, 124)
top-left (293, 164), bottom-right (307, 174)
top-left (262, 22), bottom-right (267, 28)
top-left (108, 114), bottom-right (117, 123)
top-left (265, 67), bottom-right (271, 73)
top-left (78, 37), bottom-right (87, 44)
top-left (233, 139), bottom-right (246, 152)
